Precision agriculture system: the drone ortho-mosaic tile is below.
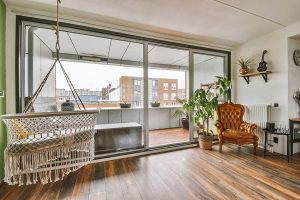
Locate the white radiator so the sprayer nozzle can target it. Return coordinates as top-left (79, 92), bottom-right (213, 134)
top-left (244, 105), bottom-right (270, 146)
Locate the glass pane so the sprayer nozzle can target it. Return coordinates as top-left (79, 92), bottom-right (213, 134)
top-left (193, 53), bottom-right (225, 139)
top-left (24, 26), bottom-right (145, 154)
top-left (148, 45), bottom-right (189, 147)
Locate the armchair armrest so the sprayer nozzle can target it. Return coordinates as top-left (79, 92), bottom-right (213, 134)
top-left (215, 121), bottom-right (224, 133)
top-left (240, 122), bottom-right (257, 134)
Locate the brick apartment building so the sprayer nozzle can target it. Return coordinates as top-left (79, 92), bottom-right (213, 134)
top-left (109, 76), bottom-right (180, 106)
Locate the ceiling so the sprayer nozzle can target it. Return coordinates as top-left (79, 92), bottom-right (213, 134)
top-left (32, 27), bottom-right (218, 68)
top-left (6, 0), bottom-right (300, 48)
top-left (32, 27), bottom-right (215, 68)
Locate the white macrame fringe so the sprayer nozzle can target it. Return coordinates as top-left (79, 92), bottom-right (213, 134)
top-left (4, 139), bottom-right (94, 186)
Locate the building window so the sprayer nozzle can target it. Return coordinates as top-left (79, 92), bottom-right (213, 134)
top-left (152, 80), bottom-right (157, 87)
top-left (134, 79), bottom-right (141, 86)
top-left (171, 93), bottom-right (177, 100)
top-left (171, 83), bottom-right (176, 90)
top-left (152, 91), bottom-right (158, 97)
top-left (163, 93), bottom-right (169, 100)
top-left (163, 83), bottom-right (168, 90)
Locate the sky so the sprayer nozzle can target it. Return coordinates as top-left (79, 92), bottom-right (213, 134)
top-left (56, 61), bottom-right (187, 91)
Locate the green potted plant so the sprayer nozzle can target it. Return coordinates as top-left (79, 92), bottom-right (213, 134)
top-left (216, 76), bottom-right (232, 103)
top-left (120, 102), bottom-right (131, 108)
top-left (237, 57), bottom-right (252, 75)
top-left (150, 101), bottom-right (160, 107)
top-left (172, 98), bottom-right (189, 129)
top-left (185, 88), bottom-right (218, 150)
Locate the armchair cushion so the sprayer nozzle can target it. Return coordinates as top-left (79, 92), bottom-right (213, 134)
top-left (222, 129), bottom-right (256, 139)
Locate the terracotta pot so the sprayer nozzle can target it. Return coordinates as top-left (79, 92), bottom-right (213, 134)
top-left (198, 134), bottom-right (213, 150)
top-left (181, 117), bottom-right (189, 130)
top-left (239, 68), bottom-right (249, 75)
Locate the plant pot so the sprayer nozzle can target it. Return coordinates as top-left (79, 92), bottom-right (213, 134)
top-left (198, 134), bottom-right (213, 150)
top-left (239, 68), bottom-right (249, 75)
top-left (61, 100), bottom-right (75, 111)
top-left (151, 102), bottom-right (160, 107)
top-left (181, 117), bottom-right (189, 129)
top-left (120, 103), bottom-right (131, 108)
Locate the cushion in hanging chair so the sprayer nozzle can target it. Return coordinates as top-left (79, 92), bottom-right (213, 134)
top-left (6, 130), bottom-right (93, 154)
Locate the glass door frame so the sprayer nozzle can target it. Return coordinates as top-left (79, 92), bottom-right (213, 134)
top-left (16, 16), bottom-right (231, 152)
top-left (189, 49), bottom-right (230, 142)
top-left (145, 42), bottom-right (190, 148)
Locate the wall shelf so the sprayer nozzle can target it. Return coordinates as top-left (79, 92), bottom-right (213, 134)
top-left (239, 71), bottom-right (272, 84)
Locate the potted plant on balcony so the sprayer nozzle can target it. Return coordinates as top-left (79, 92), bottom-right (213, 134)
top-left (120, 102), bottom-right (131, 108)
top-left (150, 101), bottom-right (160, 107)
top-left (216, 76), bottom-right (232, 103)
top-left (185, 88), bottom-right (218, 150)
top-left (172, 98), bottom-right (189, 129)
top-left (237, 57), bottom-right (252, 75)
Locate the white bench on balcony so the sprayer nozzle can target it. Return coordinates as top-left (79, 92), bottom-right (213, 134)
top-left (94, 122), bottom-right (143, 154)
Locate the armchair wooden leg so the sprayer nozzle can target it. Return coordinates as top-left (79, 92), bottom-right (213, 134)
top-left (219, 139), bottom-right (222, 152)
top-left (253, 141), bottom-right (258, 155)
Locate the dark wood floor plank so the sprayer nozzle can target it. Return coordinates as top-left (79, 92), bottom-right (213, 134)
top-left (104, 161), bottom-right (124, 200)
top-left (126, 158), bottom-right (176, 200)
top-left (71, 165), bottom-right (92, 200)
top-left (89, 162), bottom-right (106, 195)
top-left (0, 145), bottom-right (299, 200)
top-left (116, 159), bottom-right (142, 200)
top-left (196, 146), bottom-right (300, 200)
top-left (57, 170), bottom-right (79, 200)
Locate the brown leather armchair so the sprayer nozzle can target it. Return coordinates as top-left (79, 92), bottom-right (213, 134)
top-left (215, 103), bottom-right (258, 153)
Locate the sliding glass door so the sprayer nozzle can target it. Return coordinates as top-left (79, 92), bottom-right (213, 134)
top-left (147, 44), bottom-right (189, 147)
top-left (18, 18), bottom-right (230, 155)
top-left (192, 52), bottom-right (227, 139)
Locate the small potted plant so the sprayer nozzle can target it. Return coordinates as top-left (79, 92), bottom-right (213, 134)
top-left (237, 57), bottom-right (252, 75)
top-left (150, 101), bottom-right (160, 107)
top-left (120, 102), bottom-right (131, 108)
top-left (172, 103), bottom-right (189, 130)
top-left (185, 88), bottom-right (218, 150)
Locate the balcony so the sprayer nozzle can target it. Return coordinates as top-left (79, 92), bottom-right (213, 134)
top-left (92, 105), bottom-right (189, 149)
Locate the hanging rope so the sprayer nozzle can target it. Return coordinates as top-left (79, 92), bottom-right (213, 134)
top-left (24, 0), bottom-right (86, 113)
top-left (2, 0), bottom-right (97, 186)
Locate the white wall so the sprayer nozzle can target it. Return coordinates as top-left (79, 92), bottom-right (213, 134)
top-left (233, 21), bottom-right (300, 154)
top-left (288, 38), bottom-right (300, 118)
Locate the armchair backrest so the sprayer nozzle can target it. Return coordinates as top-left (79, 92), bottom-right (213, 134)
top-left (216, 103), bottom-right (245, 130)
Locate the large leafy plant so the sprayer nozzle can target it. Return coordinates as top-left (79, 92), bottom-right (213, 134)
top-left (216, 76), bottom-right (232, 103)
top-left (172, 98), bottom-right (189, 119)
top-left (184, 88), bottom-right (218, 136)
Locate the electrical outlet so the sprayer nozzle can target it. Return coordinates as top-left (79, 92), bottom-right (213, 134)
top-left (273, 137), bottom-right (278, 143)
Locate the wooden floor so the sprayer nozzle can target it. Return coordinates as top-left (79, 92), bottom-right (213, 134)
top-left (149, 128), bottom-right (189, 146)
top-left (0, 145), bottom-right (300, 200)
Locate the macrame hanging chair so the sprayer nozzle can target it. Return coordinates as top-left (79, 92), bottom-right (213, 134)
top-left (1, 0), bottom-right (98, 185)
